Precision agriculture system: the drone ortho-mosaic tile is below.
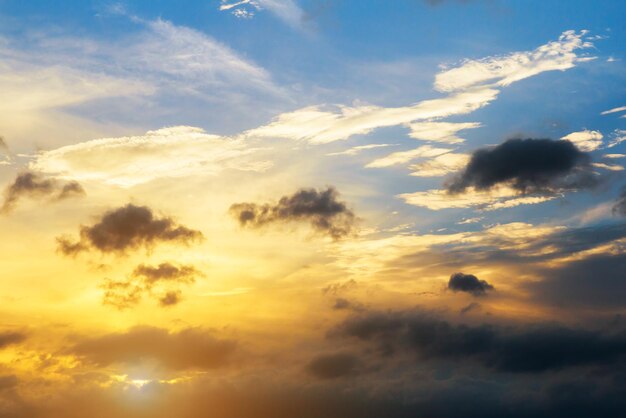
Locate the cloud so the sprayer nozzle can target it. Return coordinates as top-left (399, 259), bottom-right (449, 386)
top-left (434, 30), bottom-right (594, 93)
top-left (446, 138), bottom-right (597, 194)
top-left (57, 204), bottom-right (203, 255)
top-left (407, 121), bottom-right (481, 144)
top-left (409, 152), bottom-right (469, 177)
top-left (601, 105), bottom-right (626, 116)
top-left (101, 262), bottom-right (201, 309)
top-left (613, 187), bottom-right (626, 216)
top-left (561, 130), bottom-right (604, 152)
top-left (448, 272), bottom-right (494, 296)
top-left (0, 331), bottom-right (26, 349)
top-left (219, 0), bottom-right (305, 30)
top-left (333, 311), bottom-right (626, 373)
top-left (326, 143), bottom-right (396, 157)
top-left (1, 171), bottom-right (84, 213)
top-left (305, 352), bottom-right (361, 379)
top-left (366, 145), bottom-right (452, 168)
top-left (607, 130), bottom-right (626, 148)
top-left (32, 126), bottom-right (272, 187)
top-left (67, 326), bottom-right (236, 371)
top-left (229, 187), bottom-right (357, 239)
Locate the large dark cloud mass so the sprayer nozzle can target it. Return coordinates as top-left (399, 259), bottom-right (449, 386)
top-left (57, 204), bottom-right (203, 255)
top-left (1, 171), bottom-right (84, 213)
top-left (67, 326), bottom-right (236, 371)
top-left (333, 311), bottom-right (626, 373)
top-left (448, 272), bottom-right (494, 296)
top-left (229, 187), bottom-right (357, 239)
top-left (447, 138), bottom-right (597, 194)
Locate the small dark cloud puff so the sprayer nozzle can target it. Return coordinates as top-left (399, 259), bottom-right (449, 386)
top-left (613, 187), bottom-right (626, 216)
top-left (229, 187), bottom-right (357, 239)
top-left (305, 352), bottom-right (361, 379)
top-left (447, 138), bottom-right (598, 194)
top-left (448, 272), bottom-right (494, 296)
top-left (0, 331), bottom-right (26, 349)
top-left (57, 204), bottom-right (203, 255)
top-left (1, 171), bottom-right (85, 213)
top-left (101, 262), bottom-right (201, 309)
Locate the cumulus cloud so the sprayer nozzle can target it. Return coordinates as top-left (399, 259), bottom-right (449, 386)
top-left (1, 171), bottom-right (84, 213)
top-left (230, 187), bottom-right (357, 239)
top-left (305, 352), bottom-right (361, 379)
top-left (57, 204), bottom-right (203, 255)
top-left (448, 272), bottom-right (494, 296)
top-left (101, 262), bottom-right (201, 309)
top-left (67, 326), bottom-right (236, 371)
top-left (446, 138), bottom-right (597, 194)
top-left (561, 130), bottom-right (604, 152)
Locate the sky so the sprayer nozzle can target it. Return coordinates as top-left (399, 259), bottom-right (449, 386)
top-left (0, 1), bottom-right (625, 417)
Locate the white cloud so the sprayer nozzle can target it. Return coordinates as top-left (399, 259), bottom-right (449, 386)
top-left (603, 154), bottom-right (625, 159)
top-left (600, 105), bottom-right (626, 115)
top-left (561, 129), bottom-right (603, 151)
top-left (31, 126), bottom-right (272, 187)
top-left (326, 143), bottom-right (396, 156)
top-left (409, 153), bottom-right (469, 177)
top-left (607, 130), bottom-right (626, 148)
top-left (398, 187), bottom-right (558, 211)
top-left (434, 30), bottom-right (594, 92)
top-left (219, 0), bottom-right (305, 29)
top-left (591, 162), bottom-right (624, 171)
top-left (407, 121), bottom-right (481, 144)
top-left (366, 145), bottom-right (452, 168)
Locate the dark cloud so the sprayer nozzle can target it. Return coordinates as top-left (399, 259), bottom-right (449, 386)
top-left (1, 171), bottom-right (85, 213)
top-left (159, 290), bottom-right (182, 307)
top-left (305, 352), bottom-right (360, 379)
top-left (133, 262), bottom-right (200, 285)
top-left (448, 272), bottom-right (494, 296)
top-left (323, 279), bottom-right (358, 295)
top-left (229, 187), bottom-right (357, 239)
top-left (57, 204), bottom-right (203, 255)
top-left (0, 136), bottom-right (8, 153)
top-left (613, 187), bottom-right (626, 216)
top-left (100, 262), bottom-right (201, 309)
top-left (528, 253), bottom-right (626, 309)
top-left (447, 138), bottom-right (598, 194)
top-left (333, 311), bottom-right (626, 373)
top-left (0, 331), bottom-right (26, 349)
top-left (67, 326), bottom-right (236, 371)
top-left (460, 302), bottom-right (481, 314)
top-left (333, 298), bottom-right (351, 310)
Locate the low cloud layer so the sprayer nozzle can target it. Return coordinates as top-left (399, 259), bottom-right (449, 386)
top-left (333, 311), bottom-right (626, 373)
top-left (67, 326), bottom-right (236, 371)
top-left (229, 187), bottom-right (357, 239)
top-left (448, 272), bottom-right (494, 296)
top-left (1, 171), bottom-right (84, 213)
top-left (57, 204), bottom-right (203, 255)
top-left (447, 138), bottom-right (597, 194)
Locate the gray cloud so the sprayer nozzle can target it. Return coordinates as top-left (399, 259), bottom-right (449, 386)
top-left (613, 187), bottom-right (626, 216)
top-left (448, 272), bottom-right (494, 296)
top-left (305, 352), bottom-right (361, 379)
top-left (229, 187), bottom-right (357, 239)
top-left (447, 138), bottom-right (598, 194)
top-left (333, 311), bottom-right (626, 373)
top-left (57, 204), bottom-right (203, 255)
top-left (2, 171), bottom-right (85, 213)
top-left (0, 331), bottom-right (26, 349)
top-left (101, 262), bottom-right (201, 309)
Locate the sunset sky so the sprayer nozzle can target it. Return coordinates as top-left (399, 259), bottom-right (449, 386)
top-left (0, 1), bottom-right (625, 417)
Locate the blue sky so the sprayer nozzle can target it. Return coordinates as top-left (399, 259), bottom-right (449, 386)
top-left (0, 2), bottom-right (626, 417)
